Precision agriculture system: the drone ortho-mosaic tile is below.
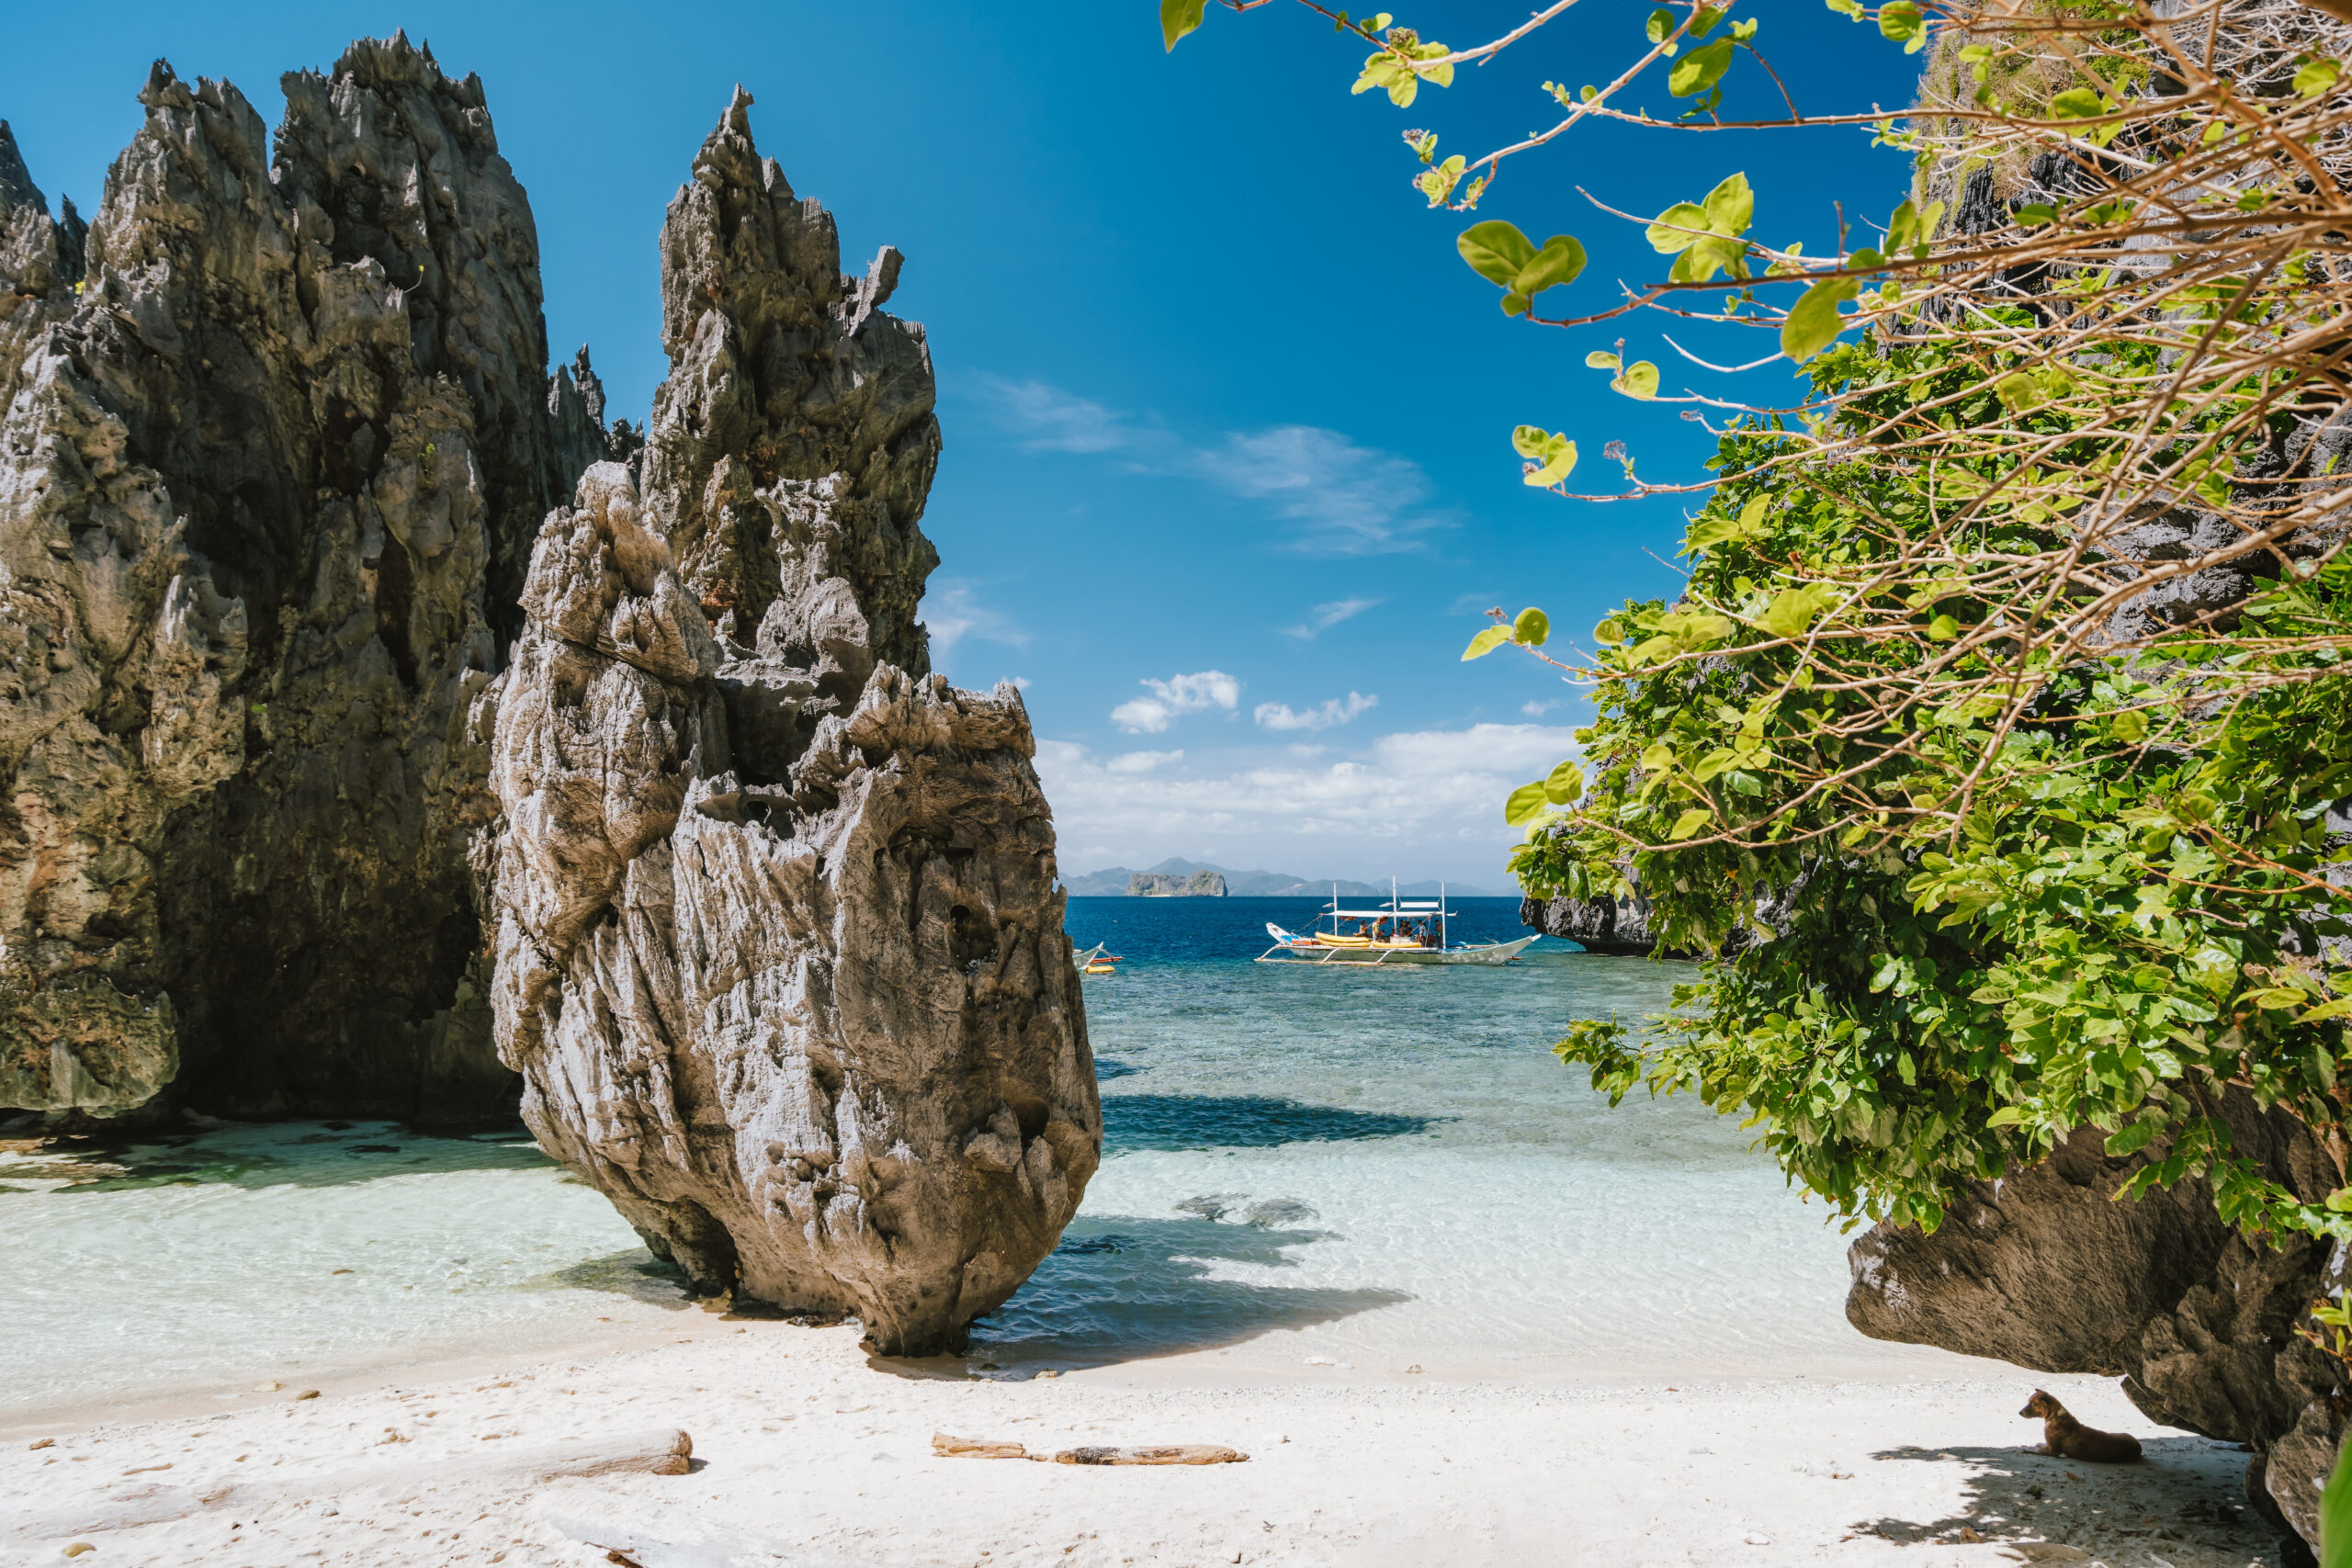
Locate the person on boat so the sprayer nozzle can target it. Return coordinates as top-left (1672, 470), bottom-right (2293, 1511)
top-left (1419, 919), bottom-right (1435, 947)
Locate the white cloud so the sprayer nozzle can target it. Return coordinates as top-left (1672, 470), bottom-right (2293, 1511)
top-left (1204, 427), bottom-right (1444, 554)
top-left (1036, 723), bottom-right (1581, 881)
top-left (975, 375), bottom-right (1143, 454)
top-left (1521, 698), bottom-right (1562, 717)
top-left (1105, 749), bottom-right (1182, 773)
top-left (922, 580), bottom-right (1027, 665)
top-left (1253, 691), bottom-right (1377, 732)
top-left (1007, 676), bottom-right (1034, 691)
top-left (975, 374), bottom-right (1450, 555)
top-left (1282, 596), bottom-right (1382, 640)
top-left (1110, 669), bottom-right (1241, 734)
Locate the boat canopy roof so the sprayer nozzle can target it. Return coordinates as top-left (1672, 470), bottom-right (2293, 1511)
top-left (1330, 908), bottom-right (1454, 919)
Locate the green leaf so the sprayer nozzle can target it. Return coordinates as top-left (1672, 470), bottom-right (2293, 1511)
top-left (2049, 87), bottom-right (2105, 118)
top-left (2324, 1423), bottom-right (2352, 1551)
top-left (1781, 276), bottom-right (1860, 360)
top-left (1512, 236), bottom-right (1588, 298)
top-left (1544, 760), bottom-right (1584, 804)
top-left (1515, 607), bottom-right (1551, 647)
top-left (1512, 424), bottom-right (1555, 458)
top-left (1586, 351), bottom-right (1623, 371)
top-left (1524, 434), bottom-right (1577, 486)
top-left (1668, 807), bottom-right (1713, 841)
top-left (1668, 38), bottom-right (1735, 96)
top-left (1878, 0), bottom-right (1926, 49)
top-left (1463, 625), bottom-right (1515, 660)
top-left (1994, 371), bottom-right (2046, 412)
top-left (1161, 0), bottom-right (1207, 51)
top-left (1613, 360), bottom-right (1661, 400)
top-left (2296, 57), bottom-right (2342, 97)
top-left (1927, 614), bottom-right (1959, 640)
top-left (1758, 582), bottom-right (1834, 640)
top-left (1647, 202), bottom-right (1709, 254)
top-left (2105, 1118), bottom-right (2160, 1156)
top-left (2016, 202), bottom-right (2055, 227)
top-left (1505, 781), bottom-right (1552, 825)
top-left (1645, 7), bottom-right (1679, 45)
top-left (2109, 707), bottom-right (2149, 743)
top-left (2298, 997), bottom-right (2352, 1024)
top-left (1459, 220), bottom-right (1538, 286)
top-left (1984, 1104), bottom-right (2029, 1128)
top-left (1592, 615), bottom-right (1625, 646)
top-left (1501, 290), bottom-right (1532, 317)
top-left (1702, 172), bottom-right (1753, 235)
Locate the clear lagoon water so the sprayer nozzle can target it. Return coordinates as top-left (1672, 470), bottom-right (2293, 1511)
top-left (0, 896), bottom-right (1952, 1423)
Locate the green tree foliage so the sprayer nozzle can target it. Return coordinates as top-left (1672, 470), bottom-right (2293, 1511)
top-left (1165, 0), bottom-right (2352, 1242)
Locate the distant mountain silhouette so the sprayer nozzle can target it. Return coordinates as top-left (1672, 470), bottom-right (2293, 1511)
top-left (1060, 857), bottom-right (1506, 898)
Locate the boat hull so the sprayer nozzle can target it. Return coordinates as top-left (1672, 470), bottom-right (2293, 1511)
top-left (1258, 934), bottom-right (1540, 966)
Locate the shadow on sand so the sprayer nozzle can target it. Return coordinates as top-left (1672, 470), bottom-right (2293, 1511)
top-left (875, 1213), bottom-right (1413, 1374)
top-left (1849, 1438), bottom-right (2283, 1563)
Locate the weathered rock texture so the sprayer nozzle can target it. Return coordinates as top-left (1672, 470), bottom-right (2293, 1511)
top-left (480, 92), bottom-right (1098, 1354)
top-left (1847, 1094), bottom-right (2348, 1545)
top-left (1520, 890), bottom-right (1690, 957)
top-left (0, 38), bottom-right (609, 1120)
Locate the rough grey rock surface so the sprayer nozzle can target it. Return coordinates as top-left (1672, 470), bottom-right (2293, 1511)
top-left (1520, 891), bottom-right (1690, 957)
top-left (0, 37), bottom-right (604, 1120)
top-left (1846, 1095), bottom-right (2348, 1545)
top-left (481, 92), bottom-right (1098, 1355)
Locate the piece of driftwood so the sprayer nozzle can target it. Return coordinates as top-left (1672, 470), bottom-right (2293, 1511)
top-left (932, 1433), bottom-right (1030, 1459)
top-left (1052, 1445), bottom-right (1247, 1466)
top-left (7, 1428), bottom-right (695, 1540)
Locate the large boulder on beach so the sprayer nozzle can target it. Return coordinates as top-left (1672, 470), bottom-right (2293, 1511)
top-left (1845, 1090), bottom-right (2346, 1545)
top-left (0, 39), bottom-right (611, 1122)
top-left (478, 91), bottom-right (1099, 1354)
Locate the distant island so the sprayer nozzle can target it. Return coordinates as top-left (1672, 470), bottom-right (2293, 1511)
top-left (1066, 858), bottom-right (1507, 898)
top-left (1130, 870), bottom-right (1227, 897)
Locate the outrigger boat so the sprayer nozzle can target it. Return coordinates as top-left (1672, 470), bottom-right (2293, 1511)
top-left (1256, 881), bottom-right (1539, 967)
top-left (1075, 942), bottom-right (1121, 976)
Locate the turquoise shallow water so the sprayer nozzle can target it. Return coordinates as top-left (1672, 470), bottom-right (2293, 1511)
top-left (979, 898), bottom-right (1901, 1372)
top-left (0, 897), bottom-right (1945, 1421)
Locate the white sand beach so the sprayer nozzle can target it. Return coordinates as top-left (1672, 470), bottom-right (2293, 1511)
top-left (0, 1317), bottom-right (2284, 1568)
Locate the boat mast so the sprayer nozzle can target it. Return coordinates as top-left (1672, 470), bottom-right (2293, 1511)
top-left (1440, 881), bottom-right (1447, 950)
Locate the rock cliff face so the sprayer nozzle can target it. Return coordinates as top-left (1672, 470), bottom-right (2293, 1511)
top-left (1132, 871), bottom-right (1224, 897)
top-left (1847, 1094), bottom-right (2347, 1546)
top-left (480, 93), bottom-right (1098, 1355)
top-left (0, 37), bottom-right (611, 1122)
top-left (1519, 890), bottom-right (1686, 957)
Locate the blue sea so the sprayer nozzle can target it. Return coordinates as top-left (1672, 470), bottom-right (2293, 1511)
top-left (0, 897), bottom-right (1952, 1424)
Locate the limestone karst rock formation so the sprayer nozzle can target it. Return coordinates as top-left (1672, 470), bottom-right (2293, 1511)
top-left (479, 91), bottom-right (1098, 1354)
top-left (1846, 1094), bottom-right (2345, 1547)
top-left (0, 37), bottom-right (610, 1120)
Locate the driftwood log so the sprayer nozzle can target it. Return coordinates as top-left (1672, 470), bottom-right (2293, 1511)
top-left (931, 1432), bottom-right (1246, 1465)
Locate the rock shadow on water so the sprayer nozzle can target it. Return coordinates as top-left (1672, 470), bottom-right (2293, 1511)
top-left (540, 1249), bottom-right (698, 1311)
top-left (1093, 1057), bottom-right (1142, 1082)
top-left (1101, 1094), bottom-right (1439, 1152)
top-left (945, 1213), bottom-right (1411, 1371)
top-left (1848, 1438), bottom-right (2278, 1563)
top-left (0, 1122), bottom-right (556, 1196)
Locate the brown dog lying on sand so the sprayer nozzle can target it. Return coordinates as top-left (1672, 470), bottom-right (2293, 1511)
top-left (2020, 1390), bottom-right (2143, 1463)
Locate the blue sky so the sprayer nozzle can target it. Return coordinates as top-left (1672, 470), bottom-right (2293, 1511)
top-left (1, 1), bottom-right (1922, 885)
